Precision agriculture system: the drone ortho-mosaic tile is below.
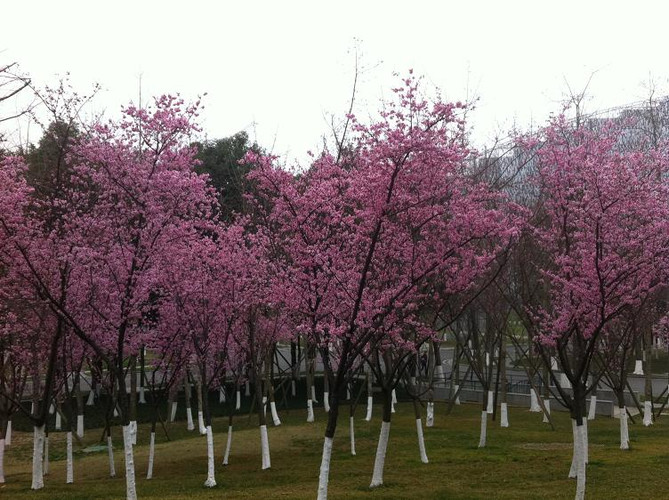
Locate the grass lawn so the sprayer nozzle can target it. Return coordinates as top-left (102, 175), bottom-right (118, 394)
top-left (3, 401), bottom-right (669, 499)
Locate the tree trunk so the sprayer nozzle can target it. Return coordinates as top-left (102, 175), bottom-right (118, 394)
top-left (43, 431), bottom-right (49, 476)
top-left (0, 418), bottom-right (6, 483)
top-left (185, 376), bottom-right (194, 431)
top-left (412, 399), bottom-right (428, 463)
top-left (588, 384), bottom-right (597, 421)
top-left (31, 425), bottom-right (45, 490)
top-left (269, 388), bottom-right (281, 426)
top-left (290, 340), bottom-right (298, 397)
top-left (365, 369), bottom-right (373, 421)
top-left (255, 368), bottom-right (271, 470)
top-left (370, 389), bottom-right (393, 488)
top-left (138, 347), bottom-right (147, 404)
top-left (66, 431), bottom-right (74, 483)
top-left (349, 408), bottom-right (356, 456)
top-left (75, 372), bottom-right (85, 438)
top-left (500, 338), bottom-right (509, 427)
top-left (204, 425), bottom-right (216, 487)
top-left (122, 425), bottom-right (137, 500)
top-left (0, 437), bottom-right (5, 483)
top-left (433, 340), bottom-right (445, 386)
top-left (644, 330), bottom-right (653, 426)
top-left (196, 378), bottom-right (206, 435)
top-left (324, 375), bottom-right (330, 413)
top-left (426, 400), bottom-right (434, 427)
top-left (107, 426), bottom-right (116, 478)
top-left (317, 385), bottom-right (341, 500)
top-left (569, 384), bottom-right (588, 500)
top-left (306, 347), bottom-right (315, 422)
top-left (129, 358), bottom-right (137, 444)
top-left (223, 414), bottom-right (233, 465)
top-left (146, 420), bottom-right (156, 479)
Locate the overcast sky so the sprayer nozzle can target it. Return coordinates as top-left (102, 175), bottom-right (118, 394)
top-left (2, 0), bottom-right (669, 163)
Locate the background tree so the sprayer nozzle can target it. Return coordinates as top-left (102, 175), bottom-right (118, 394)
top-left (194, 131), bottom-right (261, 219)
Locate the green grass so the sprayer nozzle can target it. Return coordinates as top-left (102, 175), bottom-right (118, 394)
top-left (3, 402), bottom-right (669, 499)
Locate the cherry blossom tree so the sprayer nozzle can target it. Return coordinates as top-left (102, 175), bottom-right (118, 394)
top-left (250, 74), bottom-right (522, 498)
top-left (1, 95), bottom-right (216, 499)
top-left (514, 115), bottom-right (669, 500)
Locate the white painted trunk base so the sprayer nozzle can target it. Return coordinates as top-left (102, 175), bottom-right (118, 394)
top-left (235, 390), bottom-right (241, 410)
top-left (317, 436), bottom-right (333, 500)
top-left (204, 426), bottom-right (216, 487)
top-left (426, 402), bottom-right (434, 427)
top-left (138, 387), bottom-right (146, 404)
top-left (324, 391), bottom-right (330, 412)
top-left (415, 418), bottom-right (429, 463)
top-left (223, 425), bottom-right (232, 465)
top-left (633, 359), bottom-right (644, 375)
top-left (575, 423), bottom-right (586, 500)
top-left (370, 421), bottom-right (391, 487)
top-left (453, 384), bottom-right (461, 405)
top-left (55, 411), bottom-right (62, 430)
top-left (86, 389), bottom-right (95, 406)
top-left (169, 402), bottom-right (177, 422)
top-left (569, 419), bottom-right (588, 478)
top-left (588, 396), bottom-right (597, 420)
top-left (260, 424), bottom-right (271, 470)
top-left (129, 420), bottom-right (137, 445)
top-left (643, 401), bottom-right (653, 426)
top-left (307, 399), bottom-right (315, 423)
top-left (542, 399), bottom-right (551, 423)
top-left (198, 411), bottom-right (206, 435)
top-left (219, 386), bottom-right (225, 403)
top-left (583, 419), bottom-right (589, 464)
top-left (619, 407), bottom-right (630, 450)
top-left (245, 380), bottom-right (251, 397)
top-left (500, 402), bottom-right (509, 428)
top-left (349, 416), bottom-right (356, 456)
top-left (365, 396), bottom-right (373, 421)
top-left (478, 411), bottom-right (487, 448)
top-left (114, 407), bottom-right (119, 418)
top-left (186, 407), bottom-right (195, 431)
top-left (0, 438), bottom-right (5, 483)
top-left (146, 432), bottom-right (155, 479)
top-left (262, 396), bottom-right (267, 418)
top-left (486, 390), bottom-right (494, 414)
top-left (107, 436), bottom-right (116, 477)
top-left (5, 421), bottom-right (11, 446)
top-left (391, 389), bottom-right (397, 413)
top-left (66, 431), bottom-right (73, 483)
top-left (49, 403), bottom-right (55, 415)
top-left (270, 401), bottom-right (281, 426)
top-left (31, 425), bottom-right (45, 490)
top-left (122, 425), bottom-right (138, 500)
top-left (43, 436), bottom-right (49, 475)
top-left (77, 414), bottom-right (85, 438)
top-left (529, 389), bottom-right (541, 412)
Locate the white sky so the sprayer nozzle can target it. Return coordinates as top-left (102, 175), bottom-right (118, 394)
top-left (2, 0), bottom-right (669, 163)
